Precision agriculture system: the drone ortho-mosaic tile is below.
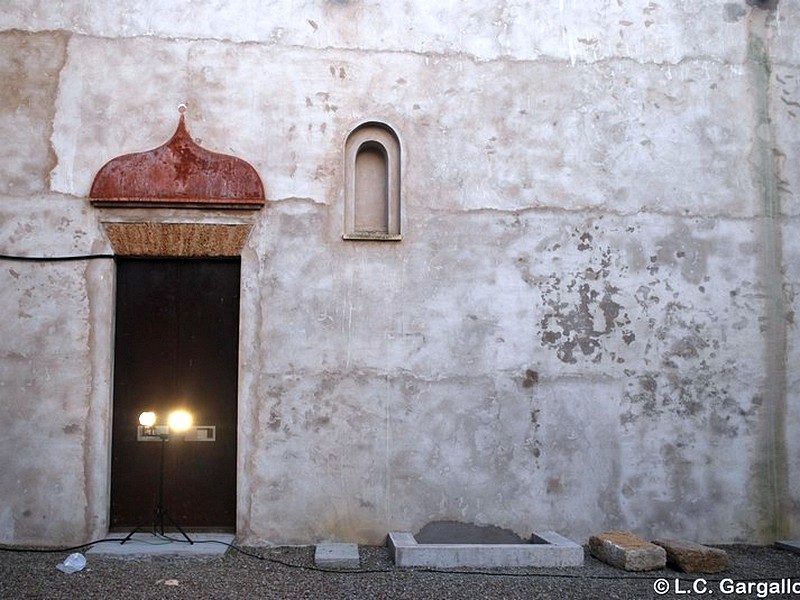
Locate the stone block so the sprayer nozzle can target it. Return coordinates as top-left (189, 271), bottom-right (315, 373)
top-left (652, 539), bottom-right (729, 573)
top-left (588, 531), bottom-right (666, 571)
top-left (314, 543), bottom-right (360, 568)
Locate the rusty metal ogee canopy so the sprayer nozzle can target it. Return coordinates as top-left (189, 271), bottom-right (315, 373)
top-left (89, 107), bottom-right (265, 209)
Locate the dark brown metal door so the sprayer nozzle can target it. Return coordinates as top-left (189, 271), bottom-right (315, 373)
top-left (110, 259), bottom-right (239, 531)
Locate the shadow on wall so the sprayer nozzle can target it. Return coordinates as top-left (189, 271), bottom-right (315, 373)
top-left (746, 0), bottom-right (778, 10)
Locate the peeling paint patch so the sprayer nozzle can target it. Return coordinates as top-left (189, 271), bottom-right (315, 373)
top-left (521, 369), bottom-right (539, 388)
top-left (533, 227), bottom-right (632, 365)
top-left (620, 367), bottom-right (758, 433)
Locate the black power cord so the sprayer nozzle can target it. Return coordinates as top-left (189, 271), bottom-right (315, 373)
top-left (0, 253), bottom-right (115, 262)
top-left (0, 537), bottom-right (129, 553)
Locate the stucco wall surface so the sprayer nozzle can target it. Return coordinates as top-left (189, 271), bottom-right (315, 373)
top-left (0, 0), bottom-right (750, 64)
top-left (0, 1), bottom-right (798, 546)
top-left (0, 197), bottom-right (113, 545)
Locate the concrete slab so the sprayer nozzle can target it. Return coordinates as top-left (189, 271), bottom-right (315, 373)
top-left (314, 543), bottom-right (360, 568)
top-left (775, 540), bottom-right (800, 555)
top-left (387, 531), bottom-right (583, 568)
top-left (85, 533), bottom-right (235, 559)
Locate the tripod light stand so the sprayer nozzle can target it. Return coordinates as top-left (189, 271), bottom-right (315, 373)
top-left (121, 411), bottom-right (194, 545)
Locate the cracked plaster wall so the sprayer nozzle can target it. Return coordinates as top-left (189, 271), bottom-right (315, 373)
top-left (0, 1), bottom-right (798, 545)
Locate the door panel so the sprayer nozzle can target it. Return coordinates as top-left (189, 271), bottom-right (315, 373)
top-left (110, 259), bottom-right (239, 531)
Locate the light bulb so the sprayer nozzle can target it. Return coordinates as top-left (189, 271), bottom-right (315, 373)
top-left (139, 412), bottom-right (157, 427)
top-left (168, 410), bottom-right (192, 432)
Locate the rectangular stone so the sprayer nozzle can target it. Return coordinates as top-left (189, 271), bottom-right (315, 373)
top-left (652, 538), bottom-right (729, 573)
top-left (589, 531), bottom-right (666, 571)
top-left (314, 543), bottom-right (360, 568)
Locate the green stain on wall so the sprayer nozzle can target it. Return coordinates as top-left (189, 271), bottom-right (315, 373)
top-left (748, 24), bottom-right (791, 541)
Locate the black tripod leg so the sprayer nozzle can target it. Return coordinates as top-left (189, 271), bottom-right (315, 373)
top-left (120, 522), bottom-right (145, 545)
top-left (162, 510), bottom-right (194, 544)
top-left (123, 436), bottom-right (193, 545)
top-left (122, 437), bottom-right (168, 544)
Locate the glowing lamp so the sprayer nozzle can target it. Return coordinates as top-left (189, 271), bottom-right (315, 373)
top-left (138, 411), bottom-right (157, 427)
top-left (168, 410), bottom-right (192, 432)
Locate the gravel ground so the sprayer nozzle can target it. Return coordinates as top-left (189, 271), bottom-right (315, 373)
top-left (1, 542), bottom-right (799, 599)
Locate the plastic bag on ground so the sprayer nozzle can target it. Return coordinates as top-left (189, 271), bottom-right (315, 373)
top-left (56, 552), bottom-right (86, 574)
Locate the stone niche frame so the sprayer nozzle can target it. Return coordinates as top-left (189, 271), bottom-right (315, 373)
top-left (343, 121), bottom-right (402, 241)
top-left (89, 107), bottom-right (265, 257)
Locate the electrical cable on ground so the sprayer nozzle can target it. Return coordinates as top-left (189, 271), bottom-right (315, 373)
top-left (0, 538), bottom-right (129, 553)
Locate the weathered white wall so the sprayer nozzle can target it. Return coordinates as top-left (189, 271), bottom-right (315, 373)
top-left (0, 1), bottom-right (798, 545)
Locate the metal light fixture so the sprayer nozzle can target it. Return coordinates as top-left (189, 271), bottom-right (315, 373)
top-left (137, 411), bottom-right (169, 440)
top-left (122, 409), bottom-right (195, 545)
top-left (137, 410), bottom-right (194, 439)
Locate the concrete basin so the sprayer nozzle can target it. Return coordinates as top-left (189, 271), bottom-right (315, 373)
top-left (387, 530), bottom-right (584, 568)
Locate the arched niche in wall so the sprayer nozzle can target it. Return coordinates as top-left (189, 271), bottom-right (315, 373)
top-left (343, 122), bottom-right (401, 241)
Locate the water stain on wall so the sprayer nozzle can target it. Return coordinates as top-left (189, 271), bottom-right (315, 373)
top-left (0, 31), bottom-right (68, 194)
